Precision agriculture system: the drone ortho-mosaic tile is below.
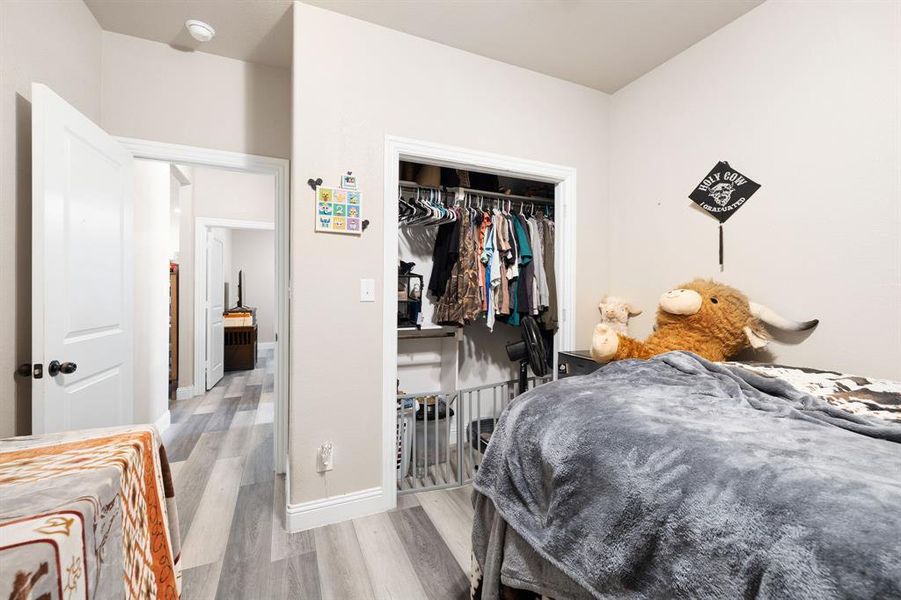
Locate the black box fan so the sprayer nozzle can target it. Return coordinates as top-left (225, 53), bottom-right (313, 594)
top-left (505, 316), bottom-right (548, 396)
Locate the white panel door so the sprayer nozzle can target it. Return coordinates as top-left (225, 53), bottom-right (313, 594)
top-left (31, 84), bottom-right (134, 434)
top-left (206, 233), bottom-right (225, 389)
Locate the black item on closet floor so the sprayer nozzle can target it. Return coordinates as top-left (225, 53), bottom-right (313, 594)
top-left (469, 418), bottom-right (495, 454)
top-left (415, 398), bottom-right (454, 421)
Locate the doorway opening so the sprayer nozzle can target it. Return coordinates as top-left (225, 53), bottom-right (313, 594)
top-left (124, 139), bottom-right (289, 476)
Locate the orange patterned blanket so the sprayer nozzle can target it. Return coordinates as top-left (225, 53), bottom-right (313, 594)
top-left (0, 426), bottom-right (181, 599)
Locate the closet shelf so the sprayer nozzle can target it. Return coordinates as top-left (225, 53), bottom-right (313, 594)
top-left (398, 326), bottom-right (460, 340)
top-left (400, 180), bottom-right (553, 205)
top-left (399, 180), bottom-right (439, 189)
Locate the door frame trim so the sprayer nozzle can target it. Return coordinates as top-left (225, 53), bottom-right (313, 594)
top-left (117, 137), bottom-right (290, 475)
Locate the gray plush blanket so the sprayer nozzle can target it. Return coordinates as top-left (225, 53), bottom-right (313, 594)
top-left (472, 352), bottom-right (901, 599)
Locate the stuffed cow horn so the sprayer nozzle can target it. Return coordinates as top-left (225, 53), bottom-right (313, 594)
top-left (749, 301), bottom-right (819, 331)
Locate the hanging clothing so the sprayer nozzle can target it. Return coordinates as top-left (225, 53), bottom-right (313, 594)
top-left (493, 211), bottom-right (511, 316)
top-left (477, 212), bottom-right (490, 311)
top-left (514, 214), bottom-right (536, 315)
top-left (538, 215), bottom-right (558, 332)
top-left (435, 210), bottom-right (481, 325)
top-left (528, 217), bottom-right (548, 310)
top-left (428, 219), bottom-right (460, 298)
top-left (481, 218), bottom-right (496, 330)
top-left (405, 184), bottom-right (557, 334)
top-left (505, 215), bottom-right (519, 281)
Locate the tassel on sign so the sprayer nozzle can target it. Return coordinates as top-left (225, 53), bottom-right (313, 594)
top-left (719, 223), bottom-right (724, 272)
top-left (688, 161), bottom-right (762, 274)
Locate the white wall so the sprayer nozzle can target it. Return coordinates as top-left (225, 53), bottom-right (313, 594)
top-left (169, 168), bottom-right (181, 261)
top-left (608, 0), bottom-right (901, 380)
top-left (177, 167), bottom-right (195, 389)
top-left (192, 166), bottom-right (276, 222)
top-left (100, 31), bottom-right (291, 159)
top-left (0, 0), bottom-right (103, 437)
top-left (290, 3), bottom-right (610, 505)
top-left (231, 229), bottom-right (276, 343)
top-left (176, 166), bottom-right (276, 389)
top-left (133, 160), bottom-right (171, 425)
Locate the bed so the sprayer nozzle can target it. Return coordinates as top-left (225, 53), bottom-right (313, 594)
top-left (470, 352), bottom-right (901, 599)
top-left (0, 425), bottom-right (181, 600)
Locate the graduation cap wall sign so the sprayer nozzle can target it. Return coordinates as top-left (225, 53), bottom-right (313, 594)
top-left (688, 161), bottom-right (760, 270)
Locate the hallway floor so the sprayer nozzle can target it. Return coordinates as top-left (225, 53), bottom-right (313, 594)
top-left (164, 351), bottom-right (473, 599)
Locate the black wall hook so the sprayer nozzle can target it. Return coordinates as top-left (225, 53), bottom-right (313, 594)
top-left (307, 177), bottom-right (323, 191)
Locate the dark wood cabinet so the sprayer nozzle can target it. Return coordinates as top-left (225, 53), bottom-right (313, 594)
top-left (224, 325), bottom-right (257, 371)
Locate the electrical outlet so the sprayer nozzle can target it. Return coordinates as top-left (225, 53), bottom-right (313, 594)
top-left (317, 442), bottom-right (334, 472)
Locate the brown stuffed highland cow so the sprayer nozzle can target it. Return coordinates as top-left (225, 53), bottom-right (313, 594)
top-left (591, 279), bottom-right (818, 363)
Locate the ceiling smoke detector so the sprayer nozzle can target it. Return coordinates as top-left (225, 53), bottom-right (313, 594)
top-left (185, 19), bottom-right (215, 43)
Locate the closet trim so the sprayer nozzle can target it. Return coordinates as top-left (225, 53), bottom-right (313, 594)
top-left (382, 135), bottom-right (577, 509)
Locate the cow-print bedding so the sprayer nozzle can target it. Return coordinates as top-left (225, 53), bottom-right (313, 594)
top-left (728, 362), bottom-right (901, 423)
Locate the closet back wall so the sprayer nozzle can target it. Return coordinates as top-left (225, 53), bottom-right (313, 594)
top-left (608, 0), bottom-right (901, 380)
top-left (291, 3), bottom-right (610, 505)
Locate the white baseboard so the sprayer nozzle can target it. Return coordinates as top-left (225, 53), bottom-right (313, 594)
top-left (176, 386), bottom-right (196, 400)
top-left (285, 486), bottom-right (391, 532)
top-left (258, 341), bottom-right (276, 351)
top-left (154, 410), bottom-right (171, 435)
top-left (283, 456), bottom-right (291, 528)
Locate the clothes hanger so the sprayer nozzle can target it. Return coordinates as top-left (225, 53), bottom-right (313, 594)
top-left (399, 189), bottom-right (416, 223)
top-left (409, 187), bottom-right (436, 226)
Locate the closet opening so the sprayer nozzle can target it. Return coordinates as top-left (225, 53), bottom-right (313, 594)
top-left (384, 139), bottom-right (577, 498)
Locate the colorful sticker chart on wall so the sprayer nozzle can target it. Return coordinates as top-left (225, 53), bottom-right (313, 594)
top-left (315, 186), bottom-right (363, 235)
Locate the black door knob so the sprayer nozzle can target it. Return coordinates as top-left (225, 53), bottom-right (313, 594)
top-left (48, 361), bottom-right (77, 377)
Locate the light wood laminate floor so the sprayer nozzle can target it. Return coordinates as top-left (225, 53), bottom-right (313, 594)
top-left (164, 352), bottom-right (474, 600)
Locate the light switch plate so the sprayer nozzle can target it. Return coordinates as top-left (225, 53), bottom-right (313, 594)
top-left (360, 278), bottom-right (375, 302)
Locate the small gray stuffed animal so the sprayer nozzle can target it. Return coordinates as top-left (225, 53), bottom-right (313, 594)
top-left (597, 295), bottom-right (642, 335)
